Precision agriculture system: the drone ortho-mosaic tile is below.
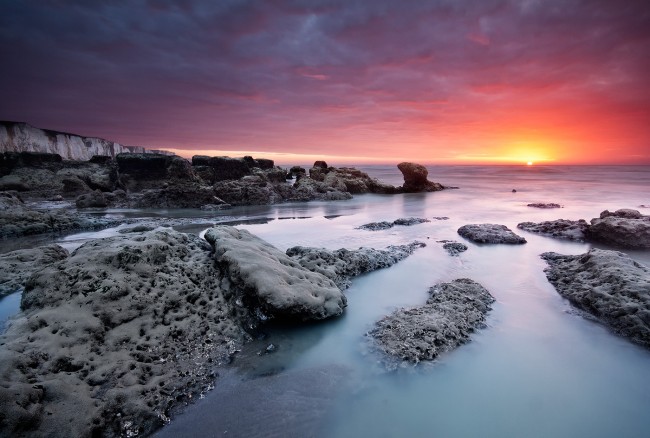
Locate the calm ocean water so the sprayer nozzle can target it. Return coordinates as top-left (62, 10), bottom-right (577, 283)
top-left (2, 165), bottom-right (650, 437)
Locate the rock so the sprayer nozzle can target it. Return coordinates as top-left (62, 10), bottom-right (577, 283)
top-left (527, 203), bottom-right (562, 208)
top-left (587, 209), bottom-right (650, 248)
top-left (288, 177), bottom-right (352, 202)
top-left (213, 177), bottom-right (285, 205)
top-left (0, 245), bottom-right (69, 297)
top-left (286, 242), bottom-right (426, 290)
top-left (0, 230), bottom-right (248, 437)
top-left (397, 162), bottom-right (444, 193)
top-left (131, 183), bottom-right (225, 209)
top-left (541, 249), bottom-right (650, 348)
top-left (517, 219), bottom-right (589, 242)
top-left (357, 217), bottom-right (430, 231)
top-left (204, 226), bottom-right (346, 320)
top-left (75, 190), bottom-right (109, 208)
top-left (0, 192), bottom-right (125, 239)
top-left (458, 224), bottom-right (527, 244)
top-left (367, 279), bottom-right (494, 368)
top-left (313, 161), bottom-right (328, 169)
top-left (442, 242), bottom-right (468, 256)
top-left (116, 153), bottom-right (190, 191)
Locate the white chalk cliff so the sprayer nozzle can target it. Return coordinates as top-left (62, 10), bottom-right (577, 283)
top-left (0, 121), bottom-right (171, 161)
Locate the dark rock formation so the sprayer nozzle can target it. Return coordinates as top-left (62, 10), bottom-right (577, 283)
top-left (542, 249), bottom-right (650, 348)
top-left (204, 226), bottom-right (347, 321)
top-left (286, 241), bottom-right (426, 289)
top-left (527, 203), bottom-right (562, 208)
top-left (397, 162), bottom-right (444, 193)
top-left (458, 224), bottom-right (527, 244)
top-left (357, 217), bottom-right (430, 231)
top-left (587, 209), bottom-right (650, 248)
top-left (367, 279), bottom-right (494, 368)
top-left (517, 219), bottom-right (589, 242)
top-left (75, 190), bottom-right (109, 208)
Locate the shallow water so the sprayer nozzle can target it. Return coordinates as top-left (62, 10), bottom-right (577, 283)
top-left (2, 165), bottom-right (650, 437)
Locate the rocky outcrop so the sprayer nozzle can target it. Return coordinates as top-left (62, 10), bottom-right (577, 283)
top-left (0, 230), bottom-right (248, 437)
top-left (0, 121), bottom-right (171, 161)
top-left (397, 162), bottom-right (444, 193)
top-left (457, 224), bottom-right (527, 244)
top-left (587, 209), bottom-right (650, 248)
top-left (517, 219), bottom-right (589, 242)
top-left (367, 279), bottom-right (494, 368)
top-left (204, 226), bottom-right (347, 320)
top-left (0, 245), bottom-right (69, 297)
top-left (0, 191), bottom-right (126, 239)
top-left (541, 249), bottom-right (650, 348)
top-left (286, 241), bottom-right (426, 289)
top-left (357, 217), bottom-right (430, 231)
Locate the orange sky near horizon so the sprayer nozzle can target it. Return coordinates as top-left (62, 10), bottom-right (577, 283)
top-left (1, 1), bottom-right (649, 166)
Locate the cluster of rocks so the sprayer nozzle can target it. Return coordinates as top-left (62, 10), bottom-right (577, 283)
top-left (516, 209), bottom-right (650, 248)
top-left (527, 202), bottom-right (562, 209)
top-left (542, 249), bottom-right (650, 348)
top-left (367, 279), bottom-right (495, 369)
top-left (0, 226), bottom-right (423, 436)
top-left (356, 217), bottom-right (430, 231)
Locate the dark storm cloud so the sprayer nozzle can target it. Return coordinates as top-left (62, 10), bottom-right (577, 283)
top-left (0, 0), bottom-right (648, 161)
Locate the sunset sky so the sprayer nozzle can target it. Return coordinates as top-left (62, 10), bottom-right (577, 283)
top-left (1, 0), bottom-right (649, 165)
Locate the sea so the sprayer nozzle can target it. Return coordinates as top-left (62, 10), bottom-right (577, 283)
top-left (1, 164), bottom-right (650, 438)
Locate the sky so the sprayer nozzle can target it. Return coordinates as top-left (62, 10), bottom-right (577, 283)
top-left (1, 0), bottom-right (649, 165)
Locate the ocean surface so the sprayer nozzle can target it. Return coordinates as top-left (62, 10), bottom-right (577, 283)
top-left (2, 165), bottom-right (650, 437)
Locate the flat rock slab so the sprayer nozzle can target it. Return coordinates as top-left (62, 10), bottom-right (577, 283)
top-left (0, 244), bottom-right (69, 297)
top-left (517, 219), bottom-right (589, 242)
top-left (527, 203), bottom-right (562, 208)
top-left (587, 209), bottom-right (650, 248)
top-left (357, 217), bottom-right (430, 231)
top-left (367, 279), bottom-right (494, 368)
top-left (204, 226), bottom-right (346, 320)
top-left (0, 229), bottom-right (247, 437)
top-left (542, 249), bottom-right (650, 348)
top-left (286, 241), bottom-right (426, 289)
top-left (457, 224), bottom-right (527, 244)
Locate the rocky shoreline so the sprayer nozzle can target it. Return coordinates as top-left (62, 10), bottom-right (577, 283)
top-left (0, 226), bottom-right (425, 437)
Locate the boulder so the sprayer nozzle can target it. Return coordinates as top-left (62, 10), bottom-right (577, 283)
top-left (204, 226), bottom-right (346, 320)
top-left (0, 244), bottom-right (69, 297)
top-left (397, 162), bottom-right (444, 193)
top-left (213, 177), bottom-right (284, 205)
top-left (517, 219), bottom-right (589, 242)
top-left (542, 249), bottom-right (650, 348)
top-left (286, 241), bottom-right (426, 290)
top-left (131, 183), bottom-right (224, 209)
top-left (458, 224), bottom-right (527, 244)
top-left (527, 203), bottom-right (562, 208)
top-left (367, 279), bottom-right (494, 368)
top-left (587, 209), bottom-right (650, 248)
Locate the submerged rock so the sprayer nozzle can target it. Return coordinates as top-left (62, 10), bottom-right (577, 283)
top-left (368, 279), bottom-right (494, 368)
top-left (587, 209), bottom-right (650, 248)
top-left (357, 217), bottom-right (430, 231)
top-left (442, 242), bottom-right (468, 256)
top-left (517, 219), bottom-right (589, 242)
top-left (286, 241), bottom-right (426, 289)
top-left (0, 230), bottom-right (247, 437)
top-left (541, 249), bottom-right (650, 348)
top-left (457, 224), bottom-right (527, 244)
top-left (0, 245), bottom-right (69, 297)
top-left (204, 226), bottom-right (346, 320)
top-left (527, 203), bottom-right (562, 208)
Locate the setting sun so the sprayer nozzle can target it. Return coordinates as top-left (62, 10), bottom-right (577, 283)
top-left (527, 161), bottom-right (533, 166)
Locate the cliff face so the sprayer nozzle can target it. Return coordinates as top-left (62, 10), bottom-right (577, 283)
top-left (0, 121), bottom-right (171, 161)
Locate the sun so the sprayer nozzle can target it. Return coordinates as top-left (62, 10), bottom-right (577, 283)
top-left (527, 161), bottom-right (534, 166)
